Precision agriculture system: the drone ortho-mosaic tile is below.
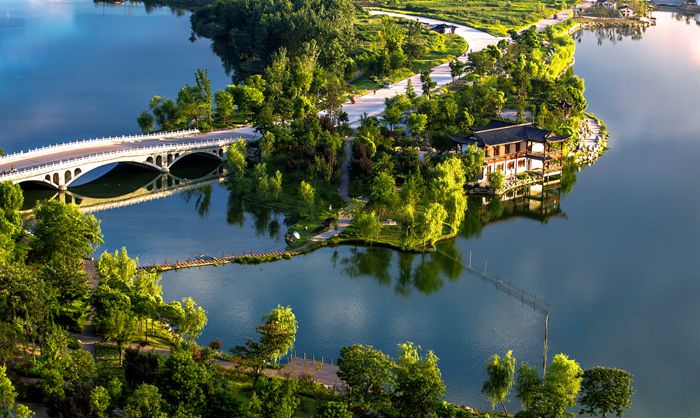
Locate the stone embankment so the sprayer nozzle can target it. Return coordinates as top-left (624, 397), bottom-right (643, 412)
top-left (575, 117), bottom-right (607, 165)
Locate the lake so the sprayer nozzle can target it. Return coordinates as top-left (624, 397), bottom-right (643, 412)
top-left (4, 3), bottom-right (700, 416)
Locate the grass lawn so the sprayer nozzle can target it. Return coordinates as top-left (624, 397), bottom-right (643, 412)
top-left (365, 0), bottom-right (569, 36)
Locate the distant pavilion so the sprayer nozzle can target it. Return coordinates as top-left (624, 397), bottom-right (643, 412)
top-left (450, 120), bottom-right (568, 182)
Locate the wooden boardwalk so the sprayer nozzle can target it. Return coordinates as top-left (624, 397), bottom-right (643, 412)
top-left (138, 249), bottom-right (302, 272)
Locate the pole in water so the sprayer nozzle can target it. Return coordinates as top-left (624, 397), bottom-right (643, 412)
top-left (542, 311), bottom-right (550, 378)
top-left (484, 260), bottom-right (487, 275)
top-left (469, 251), bottom-right (472, 268)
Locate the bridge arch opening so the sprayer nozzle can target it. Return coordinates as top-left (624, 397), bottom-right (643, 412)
top-left (147, 156), bottom-right (154, 164)
top-left (52, 173), bottom-right (60, 185)
top-left (156, 155), bottom-right (163, 167)
top-left (169, 151), bottom-right (223, 171)
top-left (65, 170), bottom-right (72, 184)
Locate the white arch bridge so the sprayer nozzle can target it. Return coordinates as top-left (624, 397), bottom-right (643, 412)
top-left (0, 128), bottom-right (252, 190)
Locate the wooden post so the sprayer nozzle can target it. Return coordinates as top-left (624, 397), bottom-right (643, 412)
top-left (542, 311), bottom-right (550, 378)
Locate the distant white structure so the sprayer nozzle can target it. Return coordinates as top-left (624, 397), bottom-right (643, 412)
top-left (619, 5), bottom-right (636, 17)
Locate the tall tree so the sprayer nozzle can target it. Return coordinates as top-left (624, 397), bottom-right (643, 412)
top-left (337, 344), bottom-right (394, 413)
top-left (124, 383), bottom-right (163, 418)
top-left (101, 308), bottom-right (137, 364)
top-left (482, 350), bottom-right (516, 414)
top-left (179, 297), bottom-right (207, 344)
top-left (370, 171), bottom-right (399, 219)
top-left (0, 365), bottom-right (33, 418)
top-left (30, 200), bottom-right (103, 264)
top-left (579, 367), bottom-right (633, 418)
top-left (393, 342), bottom-right (446, 418)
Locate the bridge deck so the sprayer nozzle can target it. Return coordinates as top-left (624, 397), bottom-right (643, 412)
top-left (0, 127), bottom-right (256, 175)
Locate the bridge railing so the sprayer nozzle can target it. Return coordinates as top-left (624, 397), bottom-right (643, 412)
top-left (0, 137), bottom-right (242, 182)
top-left (0, 129), bottom-right (200, 165)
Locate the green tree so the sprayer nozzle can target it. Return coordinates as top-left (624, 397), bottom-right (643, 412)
top-left (124, 383), bottom-right (164, 418)
top-left (516, 362), bottom-right (541, 410)
top-left (249, 378), bottom-right (299, 418)
top-left (101, 308), bottom-right (138, 364)
top-left (370, 171), bottom-right (399, 218)
top-left (214, 90), bottom-right (235, 126)
top-left (137, 111), bottom-right (155, 133)
top-left (429, 155), bottom-right (467, 231)
top-left (179, 297), bottom-right (207, 344)
top-left (353, 210), bottom-right (382, 242)
top-left (0, 323), bottom-right (17, 366)
top-left (420, 70), bottom-right (437, 99)
top-left (1, 365), bottom-right (34, 417)
top-left (157, 350), bottom-right (210, 411)
top-left (317, 401), bottom-right (352, 418)
top-left (407, 113), bottom-right (428, 140)
top-left (482, 350), bottom-right (516, 413)
top-left (449, 58), bottom-right (466, 82)
top-left (459, 144), bottom-right (485, 182)
top-left (488, 171), bottom-right (505, 192)
top-left (259, 305), bottom-right (298, 364)
top-left (579, 367), bottom-right (633, 418)
top-left (394, 342), bottom-right (446, 418)
top-left (203, 385), bottom-right (242, 418)
top-left (90, 386), bottom-right (111, 418)
top-left (30, 200), bottom-right (103, 263)
top-left (299, 181), bottom-right (315, 214)
top-left (226, 141), bottom-right (248, 178)
top-left (337, 344), bottom-right (394, 413)
top-left (531, 354), bottom-right (583, 418)
top-left (149, 96), bottom-right (178, 131)
top-left (414, 202), bottom-right (447, 247)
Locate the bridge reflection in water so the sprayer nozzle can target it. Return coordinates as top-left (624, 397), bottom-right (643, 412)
top-left (21, 160), bottom-right (227, 214)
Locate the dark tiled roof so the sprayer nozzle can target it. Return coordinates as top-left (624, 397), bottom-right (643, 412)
top-left (468, 120), bottom-right (569, 146)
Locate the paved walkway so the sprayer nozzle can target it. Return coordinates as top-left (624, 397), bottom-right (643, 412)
top-left (310, 215), bottom-right (352, 242)
top-left (265, 358), bottom-right (343, 389)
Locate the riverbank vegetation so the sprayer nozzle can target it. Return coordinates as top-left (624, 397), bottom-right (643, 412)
top-left (190, 0), bottom-right (466, 91)
top-left (364, 0), bottom-right (570, 36)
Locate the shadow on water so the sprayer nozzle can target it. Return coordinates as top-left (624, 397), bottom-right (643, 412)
top-left (20, 156), bottom-right (226, 213)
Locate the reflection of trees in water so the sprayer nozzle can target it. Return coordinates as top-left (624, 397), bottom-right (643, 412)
top-left (671, 12), bottom-right (697, 25)
top-left (339, 241), bottom-right (463, 296)
top-left (225, 189), bottom-right (285, 240)
top-left (181, 185), bottom-right (212, 217)
top-left (572, 25), bottom-right (647, 45)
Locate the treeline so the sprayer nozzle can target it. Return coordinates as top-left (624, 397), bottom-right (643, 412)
top-left (465, 23), bottom-right (587, 142)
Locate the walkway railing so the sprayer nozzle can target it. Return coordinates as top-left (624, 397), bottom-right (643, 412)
top-left (0, 129), bottom-right (200, 164)
top-left (0, 137), bottom-right (240, 182)
top-left (437, 249), bottom-right (551, 316)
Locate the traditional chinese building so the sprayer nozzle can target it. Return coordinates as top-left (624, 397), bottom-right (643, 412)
top-left (450, 120), bottom-right (568, 182)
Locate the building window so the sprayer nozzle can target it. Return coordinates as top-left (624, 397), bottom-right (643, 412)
top-left (487, 165), bottom-right (492, 175)
top-left (505, 144), bottom-right (510, 154)
top-left (494, 146), bottom-right (500, 156)
top-left (497, 163), bottom-right (504, 172)
top-left (515, 143), bottom-right (521, 152)
top-left (507, 161), bottom-right (515, 170)
top-left (518, 159), bottom-right (525, 168)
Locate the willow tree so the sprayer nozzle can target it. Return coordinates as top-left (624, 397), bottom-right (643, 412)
top-left (482, 350), bottom-right (516, 414)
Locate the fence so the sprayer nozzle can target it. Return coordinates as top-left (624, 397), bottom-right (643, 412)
top-left (438, 249), bottom-right (551, 316)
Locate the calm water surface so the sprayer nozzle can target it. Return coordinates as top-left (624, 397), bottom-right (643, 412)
top-left (4, 5), bottom-right (700, 417)
top-left (0, 0), bottom-right (230, 153)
